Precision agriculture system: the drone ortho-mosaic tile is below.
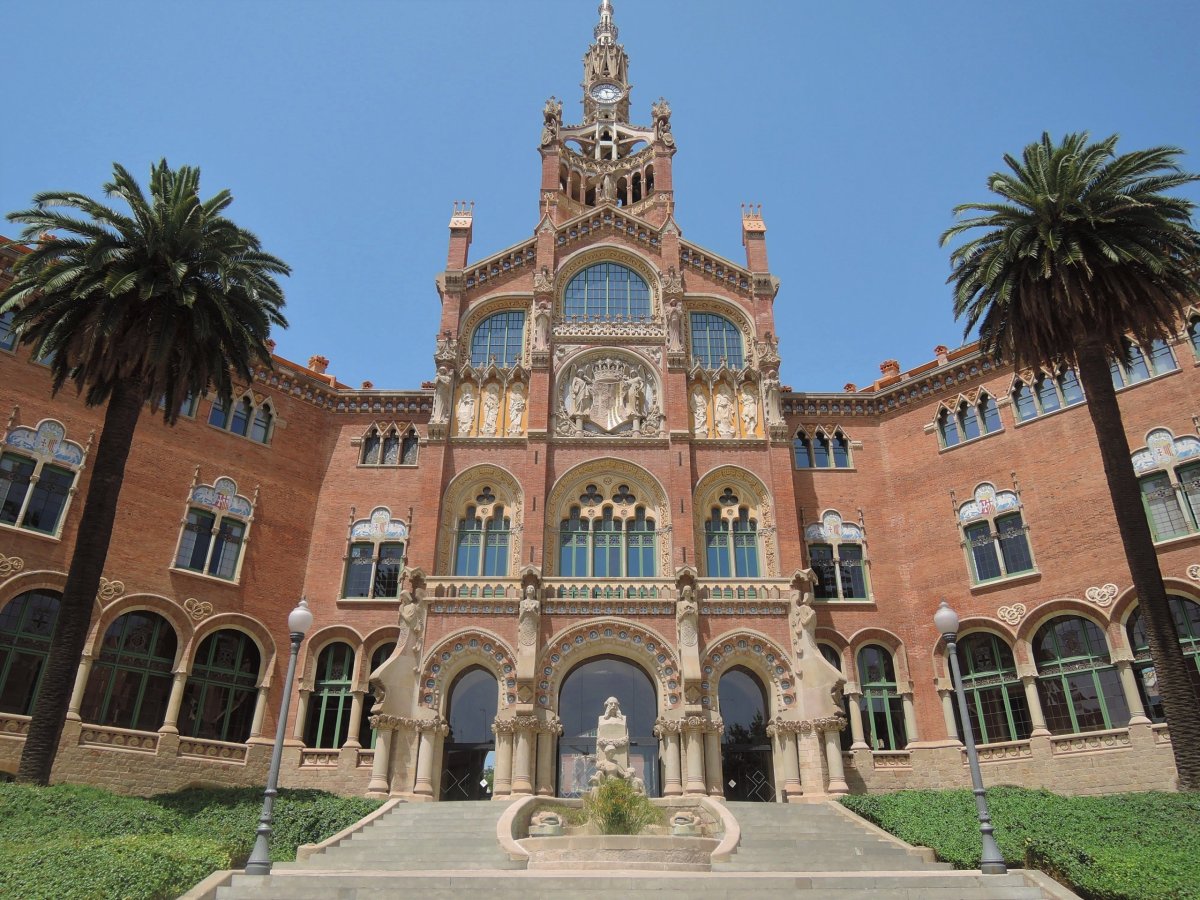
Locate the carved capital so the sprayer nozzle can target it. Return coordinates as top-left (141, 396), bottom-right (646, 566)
top-left (653, 717), bottom-right (684, 736)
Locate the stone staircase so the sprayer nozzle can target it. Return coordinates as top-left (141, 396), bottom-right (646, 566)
top-left (207, 799), bottom-right (1072, 899)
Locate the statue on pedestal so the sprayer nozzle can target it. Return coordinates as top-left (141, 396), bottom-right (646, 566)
top-left (588, 697), bottom-right (645, 794)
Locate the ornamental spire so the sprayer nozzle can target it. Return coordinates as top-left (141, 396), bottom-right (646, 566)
top-left (594, 0), bottom-right (618, 45)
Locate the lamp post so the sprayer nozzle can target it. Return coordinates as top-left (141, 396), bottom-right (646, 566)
top-left (246, 597), bottom-right (314, 876)
top-left (934, 600), bottom-right (1007, 875)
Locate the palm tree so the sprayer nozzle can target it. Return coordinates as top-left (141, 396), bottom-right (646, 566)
top-left (1, 160), bottom-right (288, 784)
top-left (941, 132), bottom-right (1200, 789)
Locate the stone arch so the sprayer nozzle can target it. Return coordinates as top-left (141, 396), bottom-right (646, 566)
top-left (1015, 599), bottom-right (1115, 670)
top-left (539, 618), bottom-right (681, 712)
top-left (87, 594), bottom-right (194, 670)
top-left (692, 465), bottom-right (780, 577)
top-left (437, 463), bottom-right (524, 577)
top-left (544, 457), bottom-right (671, 577)
top-left (300, 625), bottom-right (364, 690)
top-left (185, 613), bottom-right (278, 688)
top-left (554, 244), bottom-right (662, 320)
top-left (701, 628), bottom-right (796, 716)
top-left (0, 568), bottom-right (74, 609)
top-left (930, 618), bottom-right (1015, 680)
top-left (418, 628), bottom-right (517, 714)
top-left (359, 625), bottom-right (403, 688)
top-left (815, 627), bottom-right (851, 672)
top-left (847, 626), bottom-right (911, 686)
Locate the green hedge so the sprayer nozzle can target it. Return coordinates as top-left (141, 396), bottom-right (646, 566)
top-left (840, 786), bottom-right (1200, 900)
top-left (0, 783), bottom-right (381, 900)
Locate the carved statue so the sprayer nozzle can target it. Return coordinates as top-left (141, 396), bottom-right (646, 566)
top-left (540, 96), bottom-right (562, 146)
top-left (740, 383), bottom-right (759, 436)
top-left (568, 369), bottom-right (592, 417)
top-left (714, 386), bottom-right (736, 438)
top-left (533, 299), bottom-right (552, 352)
top-left (397, 588), bottom-right (425, 656)
top-left (621, 370), bottom-right (645, 420)
top-left (652, 97), bottom-right (675, 147)
top-left (600, 173), bottom-right (616, 202)
top-left (763, 373), bottom-right (783, 426)
top-left (588, 697), bottom-right (645, 794)
top-left (533, 266), bottom-right (554, 294)
top-left (666, 297), bottom-right (683, 352)
top-left (456, 384), bottom-right (476, 435)
top-left (507, 382), bottom-right (527, 434)
top-left (481, 383), bottom-right (501, 436)
top-left (531, 810), bottom-right (563, 828)
top-left (518, 585), bottom-right (540, 647)
top-left (691, 385), bottom-right (709, 435)
top-left (676, 588), bottom-right (698, 648)
top-left (431, 367), bottom-right (453, 424)
top-left (792, 588), bottom-right (819, 660)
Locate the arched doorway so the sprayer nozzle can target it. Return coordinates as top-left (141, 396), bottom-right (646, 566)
top-left (557, 655), bottom-right (659, 797)
top-left (440, 666), bottom-right (498, 800)
top-left (719, 666), bottom-right (775, 801)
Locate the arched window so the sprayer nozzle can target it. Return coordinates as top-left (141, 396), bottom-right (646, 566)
top-left (704, 502), bottom-right (759, 578)
top-left (555, 485), bottom-right (658, 579)
top-left (361, 427), bottom-right (381, 465)
top-left (1111, 337), bottom-right (1176, 388)
top-left (626, 508), bottom-right (656, 577)
top-left (304, 642), bottom-right (355, 749)
top-left (1033, 616), bottom-right (1129, 734)
top-left (1011, 369), bottom-right (1084, 422)
top-left (343, 508), bottom-right (408, 599)
top-left (937, 407), bottom-right (960, 448)
top-left (0, 309), bottom-right (15, 352)
top-left (818, 644), bottom-right (853, 751)
top-left (795, 429), bottom-right (852, 469)
top-left (1189, 317), bottom-right (1200, 359)
top-left (250, 403), bottom-right (273, 443)
top-left (80, 611), bottom-right (178, 732)
top-left (173, 476), bottom-right (254, 582)
top-left (454, 492), bottom-right (510, 577)
top-left (1132, 429), bottom-right (1200, 542)
top-left (718, 667), bottom-right (774, 802)
top-left (940, 395), bottom-right (1001, 448)
top-left (689, 313), bottom-right (744, 369)
top-left (805, 511), bottom-right (869, 601)
top-left (0, 590), bottom-right (61, 715)
top-left (400, 428), bottom-right (419, 465)
top-left (470, 310), bottom-right (526, 367)
top-left (359, 641), bottom-right (397, 748)
top-left (0, 419), bottom-right (84, 537)
top-left (181, 630), bottom-right (261, 743)
top-left (563, 263), bottom-right (650, 322)
top-left (1126, 595), bottom-right (1200, 722)
top-left (957, 483), bottom-right (1035, 584)
top-left (208, 393), bottom-right (274, 444)
top-left (793, 432), bottom-right (812, 468)
top-left (952, 633), bottom-right (1031, 744)
top-left (856, 645), bottom-right (907, 750)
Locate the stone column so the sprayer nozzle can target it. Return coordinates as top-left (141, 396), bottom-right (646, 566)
top-left (1115, 660), bottom-right (1152, 725)
top-left (1020, 675), bottom-right (1051, 737)
top-left (292, 689), bottom-right (311, 741)
top-left (655, 719), bottom-right (683, 796)
top-left (249, 686), bottom-right (269, 740)
top-left (901, 691), bottom-right (918, 746)
top-left (492, 721), bottom-right (514, 797)
top-left (413, 721), bottom-right (441, 799)
top-left (703, 724), bottom-right (724, 796)
top-left (159, 671), bottom-right (189, 735)
top-left (683, 721), bottom-right (707, 795)
top-left (536, 718), bottom-right (560, 796)
top-left (939, 689), bottom-right (961, 743)
top-left (345, 690), bottom-right (365, 749)
top-left (774, 725), bottom-right (801, 800)
top-left (823, 723), bottom-right (849, 795)
top-left (67, 654), bottom-right (94, 721)
top-left (512, 718), bottom-right (535, 795)
top-left (845, 689), bottom-right (869, 750)
top-left (366, 721), bottom-right (393, 796)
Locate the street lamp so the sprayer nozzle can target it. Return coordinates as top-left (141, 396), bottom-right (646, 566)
top-left (935, 600), bottom-right (1007, 875)
top-left (246, 597), bottom-right (314, 876)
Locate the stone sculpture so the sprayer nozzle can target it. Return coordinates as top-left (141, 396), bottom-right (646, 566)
top-left (763, 373), bottom-right (783, 427)
top-left (508, 382), bottom-right (527, 434)
top-left (482, 383), bottom-right (501, 436)
top-left (431, 367), bottom-right (452, 424)
top-left (691, 386), bottom-right (709, 434)
top-left (714, 386), bottom-right (736, 438)
top-left (533, 298), bottom-right (552, 350)
top-left (456, 384), bottom-right (476, 435)
top-left (666, 297), bottom-right (683, 351)
top-left (588, 697), bottom-right (645, 794)
top-left (741, 384), bottom-right (758, 435)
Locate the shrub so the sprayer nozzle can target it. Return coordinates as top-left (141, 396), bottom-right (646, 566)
top-left (580, 778), bottom-right (662, 835)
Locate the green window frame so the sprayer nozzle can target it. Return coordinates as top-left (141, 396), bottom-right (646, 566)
top-left (1126, 595), bottom-right (1200, 723)
top-left (304, 642), bottom-right (355, 749)
top-left (80, 612), bottom-right (178, 732)
top-left (856, 645), bottom-right (907, 751)
top-left (0, 590), bottom-right (61, 715)
top-left (1139, 472), bottom-right (1189, 541)
top-left (1033, 616), bottom-right (1129, 735)
top-left (180, 630), bottom-right (261, 743)
top-left (174, 507), bottom-right (248, 581)
top-left (952, 633), bottom-right (1032, 744)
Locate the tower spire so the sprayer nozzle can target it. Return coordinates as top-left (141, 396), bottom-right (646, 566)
top-left (594, 0), bottom-right (618, 45)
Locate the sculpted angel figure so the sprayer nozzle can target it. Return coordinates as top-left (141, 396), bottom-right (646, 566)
top-left (691, 386), bottom-right (709, 434)
top-left (456, 384), bottom-right (476, 435)
top-left (397, 588), bottom-right (424, 655)
top-left (791, 570), bottom-right (819, 659)
top-left (740, 384), bottom-right (759, 435)
top-left (482, 383), bottom-right (501, 435)
top-left (431, 367), bottom-right (452, 424)
top-left (507, 382), bottom-right (527, 434)
top-left (622, 370), bottom-right (645, 418)
top-left (540, 95), bottom-right (562, 146)
top-left (714, 387), bottom-right (736, 438)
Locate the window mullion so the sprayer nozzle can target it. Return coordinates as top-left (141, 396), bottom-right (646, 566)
top-left (831, 543), bottom-right (845, 600)
top-left (202, 515), bottom-right (221, 573)
top-left (14, 460), bottom-right (40, 527)
top-left (991, 520), bottom-right (1009, 577)
top-left (368, 545), bottom-right (380, 598)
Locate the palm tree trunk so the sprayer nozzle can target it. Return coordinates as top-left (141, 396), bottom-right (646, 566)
top-left (1075, 340), bottom-right (1200, 790)
top-left (16, 379), bottom-right (146, 785)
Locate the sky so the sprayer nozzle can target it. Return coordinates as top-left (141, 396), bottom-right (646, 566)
top-left (3, 0), bottom-right (1199, 393)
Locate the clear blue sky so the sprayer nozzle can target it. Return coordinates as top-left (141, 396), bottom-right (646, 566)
top-left (3, 1), bottom-right (1198, 393)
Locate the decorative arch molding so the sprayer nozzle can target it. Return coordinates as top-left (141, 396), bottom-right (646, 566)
top-left (554, 244), bottom-right (662, 320)
top-left (437, 464), bottom-right (525, 576)
top-left (1014, 598), bottom-right (1111, 647)
top-left (701, 628), bottom-right (796, 715)
top-left (186, 613), bottom-right (279, 687)
top-left (930, 618), bottom-right (1014, 680)
top-left (417, 628), bottom-right (517, 714)
top-left (0, 568), bottom-right (69, 607)
top-left (846, 627), bottom-right (912, 685)
top-left (538, 618), bottom-right (681, 712)
top-left (815, 628), bottom-right (850, 656)
top-left (300, 625), bottom-right (365, 689)
top-left (692, 465), bottom-right (780, 576)
top-left (85, 593), bottom-right (193, 670)
top-left (544, 457), bottom-right (671, 576)
top-left (1113, 578), bottom-right (1200, 629)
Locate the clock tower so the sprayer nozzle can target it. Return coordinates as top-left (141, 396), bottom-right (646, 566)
top-left (581, 0), bottom-right (631, 125)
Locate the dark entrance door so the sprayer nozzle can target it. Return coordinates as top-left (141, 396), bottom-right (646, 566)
top-left (440, 667), bottom-right (497, 800)
top-left (719, 666), bottom-right (776, 801)
top-left (556, 656), bottom-right (659, 797)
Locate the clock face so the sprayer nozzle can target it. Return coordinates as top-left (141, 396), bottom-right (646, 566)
top-left (590, 83), bottom-right (624, 103)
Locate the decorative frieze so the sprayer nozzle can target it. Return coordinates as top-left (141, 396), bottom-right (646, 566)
top-left (1050, 729), bottom-right (1131, 755)
top-left (369, 714), bottom-right (450, 735)
top-left (79, 725), bottom-right (157, 753)
top-left (178, 737), bottom-right (248, 763)
top-left (970, 741), bottom-right (1032, 763)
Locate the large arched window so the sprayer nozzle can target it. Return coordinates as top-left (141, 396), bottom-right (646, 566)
top-left (856, 645), bottom-right (906, 750)
top-left (454, 497), bottom-right (510, 577)
top-left (704, 502), bottom-right (759, 578)
top-left (359, 641), bottom-right (397, 749)
top-left (689, 313), bottom-right (744, 369)
top-left (563, 263), bottom-right (650, 322)
top-left (0, 590), bottom-right (61, 715)
top-left (557, 487), bottom-right (658, 578)
top-left (1033, 616), bottom-right (1128, 734)
top-left (80, 611), bottom-right (178, 732)
top-left (173, 476), bottom-right (254, 583)
top-left (952, 633), bottom-right (1031, 744)
top-left (1132, 429), bottom-right (1200, 543)
top-left (957, 483), bottom-right (1035, 584)
top-left (304, 642), bottom-right (355, 748)
top-left (470, 310), bottom-right (526, 367)
top-left (1126, 595), bottom-right (1200, 722)
top-left (181, 630), bottom-right (261, 743)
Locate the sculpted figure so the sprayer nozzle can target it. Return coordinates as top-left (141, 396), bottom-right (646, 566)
top-left (397, 588), bottom-right (424, 655)
top-left (600, 173), bottom-right (616, 202)
top-left (691, 386), bottom-right (709, 435)
top-left (533, 298), bottom-right (552, 350)
top-left (622, 370), bottom-right (645, 418)
top-left (431, 367), bottom-right (452, 424)
top-left (763, 373), bottom-right (783, 426)
top-left (714, 386), bottom-right (736, 438)
top-left (533, 266), bottom-right (554, 294)
top-left (482, 383), bottom-right (501, 435)
top-left (568, 370), bottom-right (592, 416)
top-left (791, 570), bottom-right (819, 659)
top-left (740, 384), bottom-right (759, 435)
top-left (518, 584), bottom-right (540, 647)
top-left (540, 96), bottom-right (562, 146)
top-left (676, 587), bottom-right (699, 647)
top-left (666, 297), bottom-right (683, 351)
top-left (456, 384), bottom-right (476, 435)
top-left (507, 382), bottom-right (527, 434)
